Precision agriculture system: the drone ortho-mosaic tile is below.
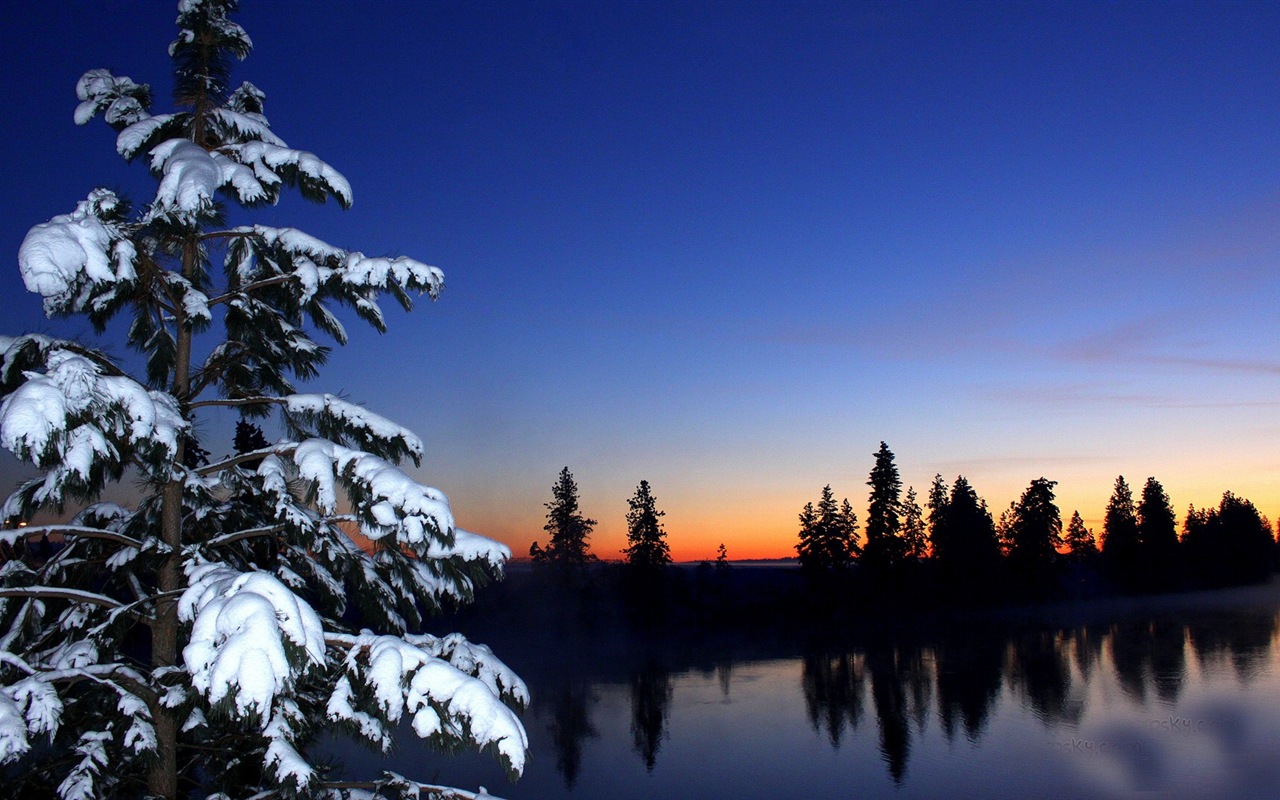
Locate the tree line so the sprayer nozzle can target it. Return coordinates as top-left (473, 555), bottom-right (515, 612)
top-left (527, 444), bottom-right (1279, 603)
top-left (793, 442), bottom-right (1278, 601)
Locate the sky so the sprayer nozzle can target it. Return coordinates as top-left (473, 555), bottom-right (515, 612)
top-left (2, 0), bottom-right (1279, 561)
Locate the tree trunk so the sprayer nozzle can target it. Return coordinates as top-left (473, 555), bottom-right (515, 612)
top-left (148, 238), bottom-right (196, 799)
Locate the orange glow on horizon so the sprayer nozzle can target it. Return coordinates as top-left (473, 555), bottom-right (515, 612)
top-left (466, 481), bottom-right (1280, 565)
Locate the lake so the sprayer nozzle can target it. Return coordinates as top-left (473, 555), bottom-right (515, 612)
top-left (320, 577), bottom-right (1280, 799)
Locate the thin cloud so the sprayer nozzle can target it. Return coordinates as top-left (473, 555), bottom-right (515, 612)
top-left (993, 382), bottom-right (1280, 411)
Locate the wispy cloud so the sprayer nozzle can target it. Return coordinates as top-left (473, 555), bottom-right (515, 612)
top-left (992, 381), bottom-right (1280, 410)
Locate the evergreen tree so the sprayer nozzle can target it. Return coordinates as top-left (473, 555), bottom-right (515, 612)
top-left (623, 480), bottom-right (672, 568)
top-left (1064, 510), bottom-right (1098, 561)
top-left (531, 466), bottom-right (597, 567)
top-left (1182, 493), bottom-right (1278, 588)
top-left (932, 476), bottom-right (1001, 599)
top-left (232, 419), bottom-right (270, 469)
top-left (900, 486), bottom-right (927, 561)
top-left (1102, 475), bottom-right (1141, 591)
top-left (795, 485), bottom-right (856, 572)
top-left (0, 4), bottom-right (526, 799)
top-left (839, 497), bottom-right (864, 559)
top-left (233, 419), bottom-right (270, 454)
top-left (995, 501), bottom-right (1017, 558)
top-left (926, 473), bottom-right (949, 558)
top-left (715, 542), bottom-right (730, 570)
top-left (1136, 476), bottom-right (1179, 591)
top-left (1009, 479), bottom-right (1062, 564)
top-left (1008, 478), bottom-right (1062, 590)
top-left (863, 442), bottom-right (905, 573)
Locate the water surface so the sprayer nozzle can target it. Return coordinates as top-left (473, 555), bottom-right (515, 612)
top-left (322, 581), bottom-right (1280, 799)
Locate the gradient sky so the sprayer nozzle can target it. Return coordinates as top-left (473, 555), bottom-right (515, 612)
top-left (2, 0), bottom-right (1279, 561)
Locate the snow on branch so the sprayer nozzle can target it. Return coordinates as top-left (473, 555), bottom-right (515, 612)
top-left (115, 113), bottom-right (186, 161)
top-left (0, 587), bottom-right (127, 613)
top-left (220, 140), bottom-right (352, 208)
top-left (285, 393), bottom-right (423, 466)
top-left (178, 563), bottom-right (325, 722)
top-left (319, 776), bottom-right (509, 800)
top-left (292, 439), bottom-right (455, 551)
top-left (74, 69), bottom-right (152, 130)
top-left (0, 346), bottom-right (185, 514)
top-left (17, 190), bottom-right (138, 317)
top-left (325, 632), bottom-right (528, 777)
top-left (224, 225), bottom-right (443, 317)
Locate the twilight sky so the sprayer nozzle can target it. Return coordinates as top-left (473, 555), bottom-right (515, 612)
top-left (2, 0), bottom-right (1279, 561)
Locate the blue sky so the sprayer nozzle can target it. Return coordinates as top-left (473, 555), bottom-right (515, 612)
top-left (3, 0), bottom-right (1279, 559)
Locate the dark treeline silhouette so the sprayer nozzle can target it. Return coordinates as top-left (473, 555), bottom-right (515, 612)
top-left (784, 445), bottom-right (1279, 611)
top-left (491, 457), bottom-right (1280, 633)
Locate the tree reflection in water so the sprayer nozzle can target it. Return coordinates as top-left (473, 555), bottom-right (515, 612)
top-left (1006, 630), bottom-right (1080, 726)
top-left (1187, 610), bottom-right (1278, 681)
top-left (629, 660), bottom-right (673, 771)
top-left (935, 634), bottom-right (1004, 743)
top-left (801, 651), bottom-right (865, 747)
top-left (390, 590), bottom-right (1280, 795)
top-left (867, 645), bottom-right (912, 783)
top-left (543, 678), bottom-right (598, 789)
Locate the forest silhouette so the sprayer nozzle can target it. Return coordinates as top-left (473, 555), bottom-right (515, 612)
top-left (516, 444), bottom-right (1280, 623)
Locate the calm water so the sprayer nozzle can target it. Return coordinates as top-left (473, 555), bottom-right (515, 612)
top-left (322, 581), bottom-right (1280, 799)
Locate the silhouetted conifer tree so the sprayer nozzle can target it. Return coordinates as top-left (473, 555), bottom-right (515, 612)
top-left (839, 498), bottom-right (863, 559)
top-left (623, 479), bottom-right (672, 568)
top-left (1008, 478), bottom-right (1062, 595)
top-left (901, 487), bottom-right (927, 560)
top-left (926, 474), bottom-right (949, 557)
top-left (1137, 476), bottom-right (1179, 591)
top-left (1010, 479), bottom-right (1062, 564)
top-left (1102, 476), bottom-right (1141, 591)
top-left (1064, 510), bottom-right (1098, 561)
top-left (531, 466), bottom-right (597, 567)
top-left (863, 442), bottom-right (906, 574)
top-left (1182, 492), bottom-right (1278, 587)
top-left (932, 476), bottom-right (1001, 600)
top-left (996, 501), bottom-right (1017, 558)
top-left (796, 485), bottom-right (857, 572)
top-left (231, 419), bottom-right (269, 469)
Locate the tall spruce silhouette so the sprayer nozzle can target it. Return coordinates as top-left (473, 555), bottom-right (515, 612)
top-left (623, 479), bottom-right (672, 569)
top-left (1137, 477), bottom-right (1180, 591)
top-left (926, 474), bottom-right (949, 557)
top-left (531, 466), bottom-right (598, 567)
top-left (863, 442), bottom-right (906, 575)
top-left (1008, 478), bottom-right (1063, 593)
top-left (1102, 476), bottom-right (1141, 591)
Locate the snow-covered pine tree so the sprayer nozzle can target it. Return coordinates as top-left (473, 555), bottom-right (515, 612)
top-left (0, 3), bottom-right (527, 799)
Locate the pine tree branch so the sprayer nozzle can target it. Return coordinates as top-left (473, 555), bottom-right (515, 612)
top-left (38, 663), bottom-right (157, 703)
top-left (0, 586), bottom-right (129, 611)
top-left (1, 525), bottom-right (142, 549)
top-left (187, 396), bottom-right (286, 411)
top-left (205, 274), bottom-right (297, 308)
top-left (204, 524), bottom-right (286, 548)
top-left (318, 779), bottom-right (491, 800)
top-left (195, 443), bottom-right (296, 476)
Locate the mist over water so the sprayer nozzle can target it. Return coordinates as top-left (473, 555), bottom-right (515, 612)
top-left (318, 579), bottom-right (1280, 799)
